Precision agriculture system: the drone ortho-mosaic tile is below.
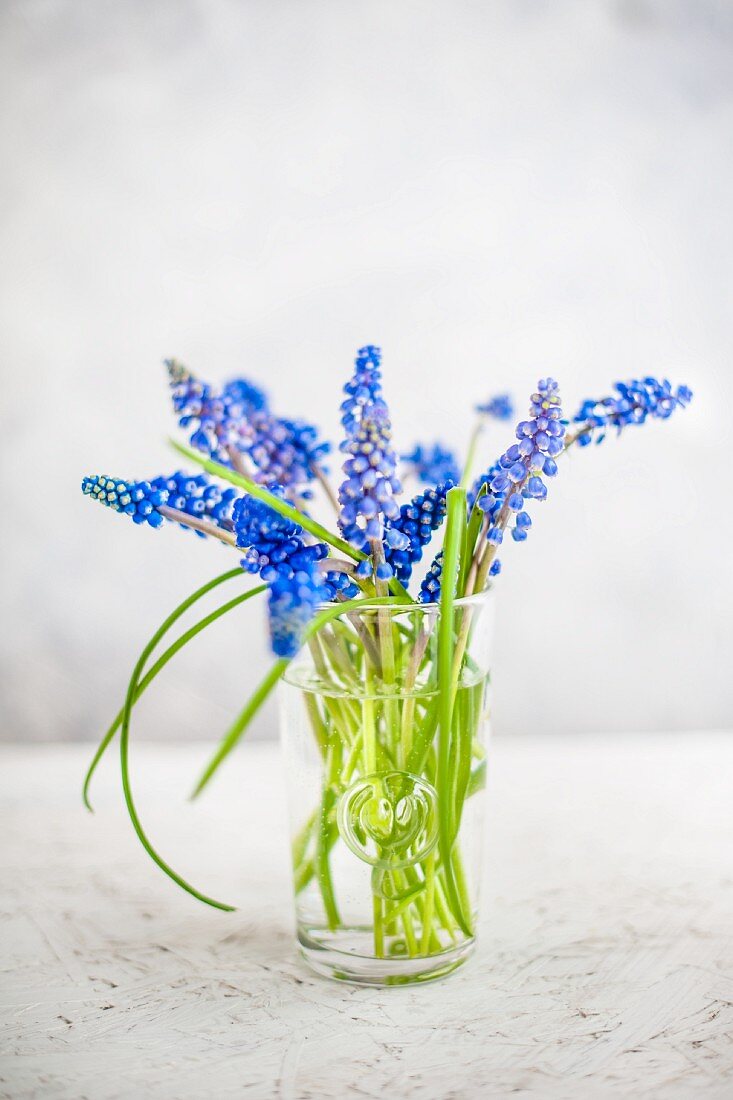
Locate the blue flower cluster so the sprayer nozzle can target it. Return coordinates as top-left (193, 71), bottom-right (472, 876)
top-left (232, 492), bottom-right (355, 656)
top-left (166, 359), bottom-right (329, 492)
top-left (166, 359), bottom-right (262, 462)
top-left (247, 415), bottom-right (329, 494)
top-left (383, 480), bottom-right (454, 586)
top-left (479, 378), bottom-right (565, 541)
top-left (402, 443), bottom-right (460, 486)
top-left (419, 544), bottom-right (501, 604)
top-left (150, 472), bottom-right (240, 537)
top-left (82, 470), bottom-right (243, 538)
top-left (82, 474), bottom-right (166, 527)
top-left (447, 378), bottom-right (565, 583)
top-left (476, 393), bottom-right (514, 421)
top-left (419, 550), bottom-right (444, 603)
top-left (338, 346), bottom-right (402, 576)
top-left (221, 377), bottom-right (268, 414)
top-left (573, 378), bottom-right (692, 445)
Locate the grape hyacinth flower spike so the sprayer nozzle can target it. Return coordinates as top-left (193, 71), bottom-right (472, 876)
top-left (232, 490), bottom-right (355, 656)
top-left (484, 377), bottom-right (564, 538)
top-left (338, 345), bottom-right (402, 584)
top-left (419, 378), bottom-right (566, 599)
top-left (81, 471), bottom-right (240, 542)
top-left (383, 480), bottom-right (454, 586)
top-left (166, 359), bottom-right (330, 498)
top-left (571, 377), bottom-right (693, 446)
top-left (475, 393), bottom-right (514, 422)
top-left (402, 442), bottom-right (460, 486)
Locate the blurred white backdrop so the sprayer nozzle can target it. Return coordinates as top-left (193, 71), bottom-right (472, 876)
top-left (1, 0), bottom-right (730, 743)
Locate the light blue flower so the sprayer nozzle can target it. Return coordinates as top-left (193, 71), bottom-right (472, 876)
top-left (573, 377), bottom-right (692, 446)
top-left (338, 346), bottom-right (402, 578)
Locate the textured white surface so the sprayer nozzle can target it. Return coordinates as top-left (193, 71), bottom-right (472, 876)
top-left (1, 734), bottom-right (732, 1098)
top-left (1, 0), bottom-right (731, 742)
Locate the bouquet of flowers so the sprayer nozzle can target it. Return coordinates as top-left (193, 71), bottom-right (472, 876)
top-left (82, 346), bottom-right (691, 984)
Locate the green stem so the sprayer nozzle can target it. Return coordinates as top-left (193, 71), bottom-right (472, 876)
top-left (315, 738), bottom-right (341, 929)
top-left (83, 568), bottom-right (248, 810)
top-left (420, 851), bottom-right (437, 954)
top-left (118, 612), bottom-right (243, 911)
top-left (191, 596), bottom-right (410, 797)
top-left (191, 658), bottom-right (289, 799)
top-left (373, 894), bottom-right (385, 957)
top-left (437, 487), bottom-right (472, 936)
top-left (460, 416), bottom-right (485, 488)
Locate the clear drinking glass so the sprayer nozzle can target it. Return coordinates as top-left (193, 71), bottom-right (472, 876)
top-left (280, 591), bottom-right (494, 985)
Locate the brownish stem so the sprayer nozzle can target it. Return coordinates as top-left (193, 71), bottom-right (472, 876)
top-left (318, 558), bottom-right (356, 576)
top-left (311, 463), bottom-right (340, 516)
top-left (158, 505), bottom-right (238, 546)
top-left (225, 444), bottom-right (256, 479)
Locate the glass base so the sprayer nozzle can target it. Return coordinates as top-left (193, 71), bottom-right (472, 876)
top-left (298, 927), bottom-right (476, 986)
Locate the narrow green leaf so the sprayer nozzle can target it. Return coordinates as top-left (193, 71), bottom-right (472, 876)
top-left (118, 610), bottom-right (249, 912)
top-left (459, 483), bottom-right (487, 595)
top-left (191, 657), bottom-right (290, 799)
top-left (437, 486), bottom-right (472, 936)
top-left (83, 568), bottom-right (248, 810)
top-left (86, 583), bottom-right (267, 811)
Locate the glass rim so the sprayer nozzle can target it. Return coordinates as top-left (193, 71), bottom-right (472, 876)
top-left (316, 585), bottom-right (494, 615)
top-left (281, 667), bottom-right (489, 698)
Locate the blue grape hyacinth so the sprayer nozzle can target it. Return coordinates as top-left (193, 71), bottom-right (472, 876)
top-left (150, 472), bottom-right (240, 535)
top-left (338, 346), bottom-right (402, 576)
top-left (268, 575), bottom-right (324, 659)
top-left (384, 480), bottom-right (454, 586)
top-left (419, 550), bottom-right (444, 604)
top-left (167, 359), bottom-right (258, 463)
top-left (402, 443), bottom-right (460, 486)
top-left (166, 359), bottom-right (329, 494)
top-left (476, 393), bottom-right (514, 421)
top-left (471, 377), bottom-right (565, 553)
top-left (82, 471), bottom-right (242, 538)
top-left (232, 490), bottom-right (352, 656)
top-left (82, 474), bottom-right (167, 528)
top-left (572, 377), bottom-right (692, 445)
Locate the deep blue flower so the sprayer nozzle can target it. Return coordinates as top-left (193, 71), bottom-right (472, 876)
top-left (166, 359), bottom-right (330, 492)
top-left (419, 551), bottom-right (444, 604)
top-left (232, 489), bottom-right (350, 656)
top-left (475, 393), bottom-right (514, 421)
top-left (82, 474), bottom-right (166, 528)
top-left (382, 480), bottom-right (454, 586)
top-left (402, 443), bottom-right (460, 486)
top-left (150, 472), bottom-right (240, 537)
top-left (222, 377), bottom-right (268, 413)
top-left (82, 470), bottom-right (243, 538)
top-left (166, 359), bottom-right (251, 462)
top-left (232, 492), bottom-right (300, 554)
top-left (572, 377), bottom-right (692, 446)
top-left (268, 571), bottom-right (326, 658)
top-left (338, 346), bottom-right (402, 576)
top-left (339, 345), bottom-right (383, 435)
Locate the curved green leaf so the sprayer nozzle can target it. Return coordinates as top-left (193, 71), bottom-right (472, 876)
top-left (83, 568), bottom-right (247, 810)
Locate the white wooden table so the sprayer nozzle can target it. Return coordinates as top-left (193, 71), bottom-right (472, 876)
top-left (2, 734), bottom-right (732, 1099)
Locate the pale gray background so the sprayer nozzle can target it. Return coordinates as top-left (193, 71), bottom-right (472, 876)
top-left (1, 0), bottom-right (730, 743)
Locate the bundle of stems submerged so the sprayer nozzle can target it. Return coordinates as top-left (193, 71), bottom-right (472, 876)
top-left (292, 487), bottom-right (486, 955)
